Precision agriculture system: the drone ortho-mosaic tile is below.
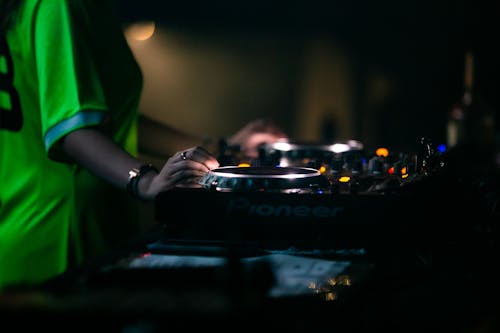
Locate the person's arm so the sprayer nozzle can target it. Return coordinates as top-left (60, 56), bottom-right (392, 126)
top-left (61, 127), bottom-right (219, 200)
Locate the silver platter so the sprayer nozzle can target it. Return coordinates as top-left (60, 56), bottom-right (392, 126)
top-left (199, 166), bottom-right (331, 194)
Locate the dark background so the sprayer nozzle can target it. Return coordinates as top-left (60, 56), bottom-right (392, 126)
top-left (115, 0), bottom-right (500, 152)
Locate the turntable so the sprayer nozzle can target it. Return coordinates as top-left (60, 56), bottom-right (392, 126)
top-left (198, 166), bottom-right (331, 194)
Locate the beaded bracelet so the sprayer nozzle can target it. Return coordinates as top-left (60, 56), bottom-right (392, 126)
top-left (126, 164), bottom-right (158, 200)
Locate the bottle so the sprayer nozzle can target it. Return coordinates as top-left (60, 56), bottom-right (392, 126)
top-left (446, 50), bottom-right (496, 169)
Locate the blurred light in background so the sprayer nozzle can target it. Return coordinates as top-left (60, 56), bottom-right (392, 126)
top-left (125, 21), bottom-right (156, 41)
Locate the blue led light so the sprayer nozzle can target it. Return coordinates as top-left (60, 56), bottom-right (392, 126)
top-left (437, 144), bottom-right (446, 153)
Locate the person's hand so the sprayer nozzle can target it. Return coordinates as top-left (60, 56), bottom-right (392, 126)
top-left (140, 146), bottom-right (219, 198)
top-left (227, 118), bottom-right (288, 159)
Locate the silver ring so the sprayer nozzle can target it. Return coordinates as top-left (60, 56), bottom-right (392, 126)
top-left (180, 151), bottom-right (188, 160)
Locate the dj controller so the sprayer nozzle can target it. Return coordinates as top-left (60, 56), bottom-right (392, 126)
top-left (155, 137), bottom-right (498, 253)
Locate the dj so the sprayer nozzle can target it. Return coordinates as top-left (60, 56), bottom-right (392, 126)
top-left (0, 0), bottom-right (286, 291)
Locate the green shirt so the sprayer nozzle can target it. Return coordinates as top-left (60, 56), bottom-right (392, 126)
top-left (0, 0), bottom-right (143, 289)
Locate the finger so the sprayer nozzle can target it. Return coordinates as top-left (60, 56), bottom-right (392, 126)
top-left (168, 161), bottom-right (212, 178)
top-left (170, 168), bottom-right (208, 184)
top-left (176, 149), bottom-right (191, 162)
top-left (176, 175), bottom-right (204, 188)
top-left (160, 154), bottom-right (211, 178)
top-left (184, 147), bottom-right (219, 170)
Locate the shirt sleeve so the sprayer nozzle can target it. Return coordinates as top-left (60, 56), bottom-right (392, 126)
top-left (34, 0), bottom-right (109, 156)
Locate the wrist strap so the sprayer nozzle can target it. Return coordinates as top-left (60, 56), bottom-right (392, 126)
top-left (126, 164), bottom-right (158, 200)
